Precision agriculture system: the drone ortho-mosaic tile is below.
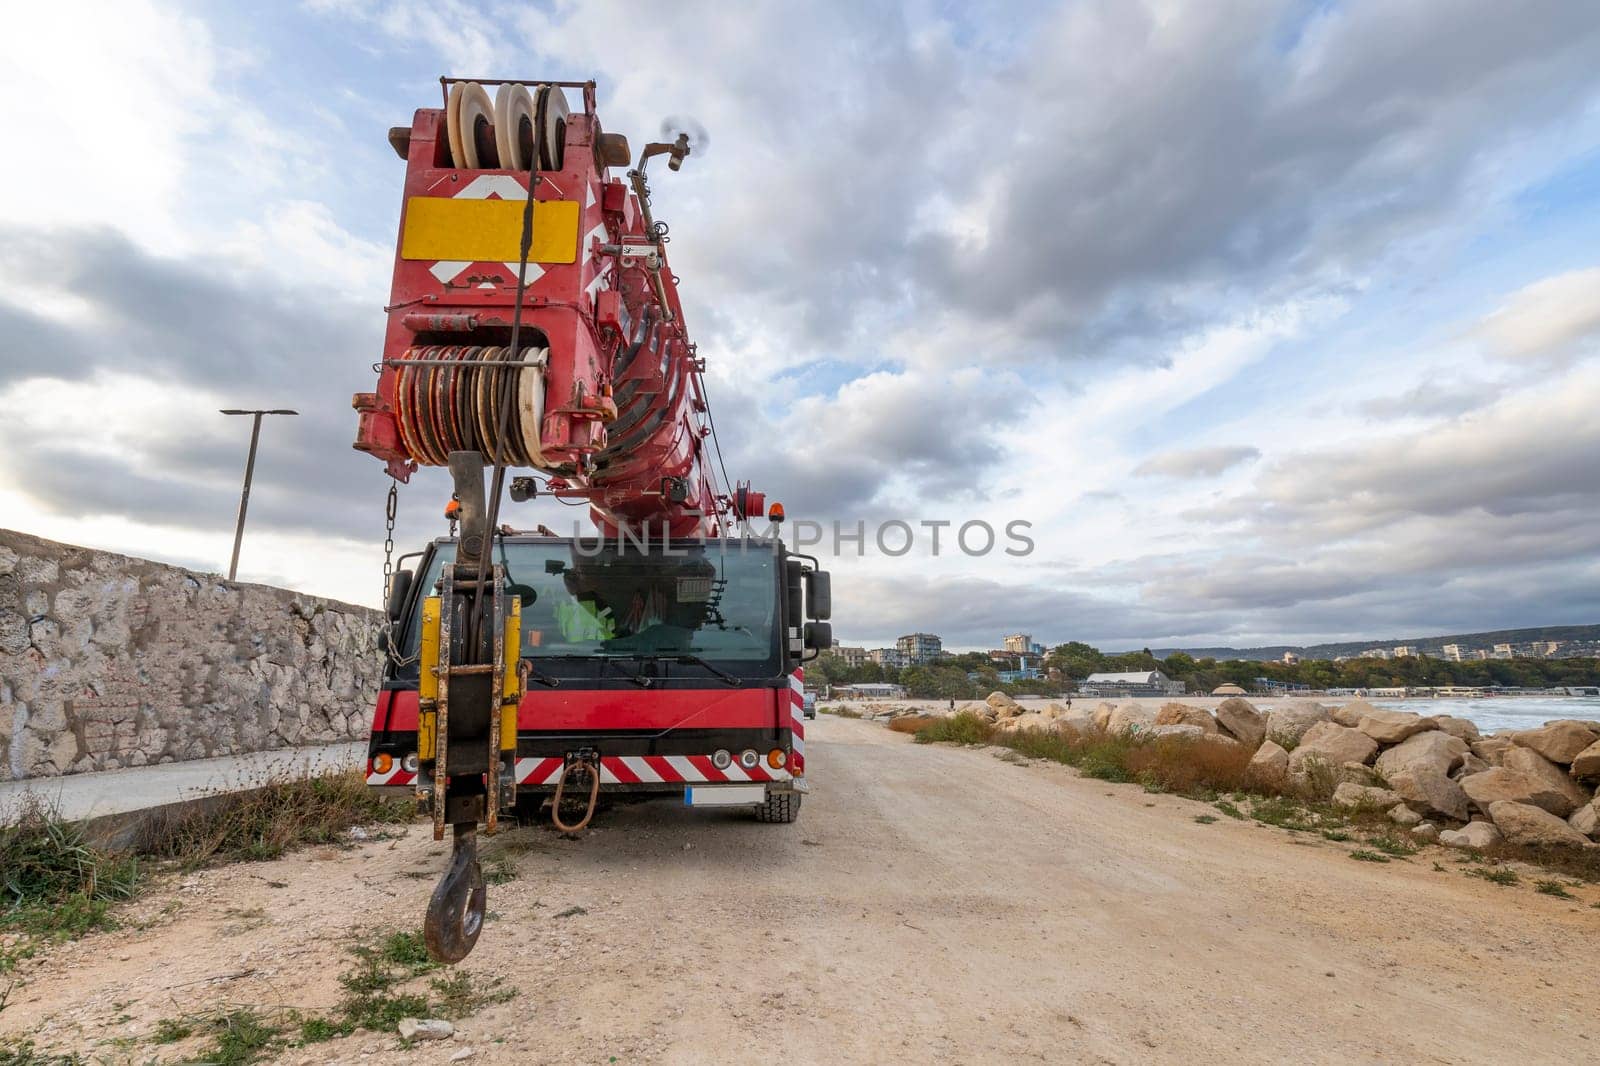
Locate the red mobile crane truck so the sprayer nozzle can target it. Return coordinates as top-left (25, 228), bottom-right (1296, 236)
top-left (350, 79), bottom-right (831, 961)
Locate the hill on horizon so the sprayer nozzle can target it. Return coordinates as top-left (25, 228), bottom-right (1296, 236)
top-left (1148, 624), bottom-right (1600, 662)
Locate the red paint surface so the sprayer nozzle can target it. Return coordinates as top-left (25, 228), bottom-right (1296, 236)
top-left (373, 686), bottom-right (784, 734)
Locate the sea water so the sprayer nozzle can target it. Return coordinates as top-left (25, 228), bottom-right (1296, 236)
top-left (1369, 697), bottom-right (1600, 735)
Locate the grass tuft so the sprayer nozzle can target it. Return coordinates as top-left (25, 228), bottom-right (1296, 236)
top-left (1365, 834), bottom-right (1418, 859)
top-left (0, 1040), bottom-right (84, 1065)
top-left (187, 1009), bottom-right (283, 1066)
top-left (135, 768), bottom-right (410, 869)
top-left (0, 798), bottom-right (140, 955)
top-left (151, 1017), bottom-right (193, 1044)
top-left (820, 706), bottom-right (862, 719)
top-left (912, 712), bottom-right (993, 746)
top-left (1193, 814), bottom-right (1218, 825)
top-left (887, 715), bottom-right (941, 735)
top-left (1469, 867), bottom-right (1519, 886)
top-left (1534, 879), bottom-right (1576, 900)
top-left (1348, 849), bottom-right (1391, 863)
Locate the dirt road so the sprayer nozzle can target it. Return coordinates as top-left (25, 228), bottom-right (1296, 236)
top-left (5, 716), bottom-right (1595, 1064)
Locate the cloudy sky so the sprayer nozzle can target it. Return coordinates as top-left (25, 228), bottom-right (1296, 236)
top-left (3, 1), bottom-right (1599, 652)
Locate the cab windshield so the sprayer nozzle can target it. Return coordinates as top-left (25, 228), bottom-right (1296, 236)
top-left (403, 539), bottom-right (780, 667)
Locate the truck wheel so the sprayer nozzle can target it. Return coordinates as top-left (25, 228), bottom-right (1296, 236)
top-left (755, 792), bottom-right (801, 824)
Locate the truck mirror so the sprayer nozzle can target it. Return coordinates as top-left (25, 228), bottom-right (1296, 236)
top-left (804, 570), bottom-right (831, 620)
top-left (803, 621), bottom-right (832, 651)
top-left (385, 568), bottom-right (414, 622)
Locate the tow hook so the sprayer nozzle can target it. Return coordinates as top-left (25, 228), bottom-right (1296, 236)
top-left (551, 749), bottom-right (602, 833)
top-left (424, 823), bottom-right (486, 963)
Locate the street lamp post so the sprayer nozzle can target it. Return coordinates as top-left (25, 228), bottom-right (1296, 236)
top-left (221, 408), bottom-right (298, 582)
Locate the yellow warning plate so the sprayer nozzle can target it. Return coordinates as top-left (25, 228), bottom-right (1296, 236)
top-left (400, 197), bottom-right (580, 264)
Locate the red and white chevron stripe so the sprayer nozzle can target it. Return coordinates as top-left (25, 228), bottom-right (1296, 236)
top-left (515, 754), bottom-right (791, 785)
top-left (789, 668), bottom-right (805, 773)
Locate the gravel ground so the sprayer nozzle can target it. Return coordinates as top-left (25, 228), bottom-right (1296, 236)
top-left (3, 715), bottom-right (1596, 1064)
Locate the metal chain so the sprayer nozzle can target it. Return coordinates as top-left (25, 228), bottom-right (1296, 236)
top-left (381, 478), bottom-right (420, 668)
top-left (382, 478), bottom-right (398, 602)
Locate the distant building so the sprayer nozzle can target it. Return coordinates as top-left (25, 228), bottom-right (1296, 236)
top-left (1441, 644), bottom-right (1464, 662)
top-left (1528, 641), bottom-right (1561, 657)
top-left (838, 683), bottom-right (906, 699)
top-left (1003, 633), bottom-right (1033, 654)
top-left (1360, 648), bottom-right (1391, 660)
top-left (868, 647), bottom-right (908, 668)
top-left (1491, 644), bottom-right (1515, 659)
top-left (1393, 645), bottom-right (1418, 658)
top-left (1470, 649), bottom-right (1491, 661)
top-left (896, 633), bottom-right (942, 665)
top-left (1281, 651), bottom-right (1301, 665)
top-left (833, 645), bottom-right (868, 667)
top-left (1082, 670), bottom-right (1185, 697)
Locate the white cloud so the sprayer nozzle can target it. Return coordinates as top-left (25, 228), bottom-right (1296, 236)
top-left (1473, 267), bottom-right (1600, 365)
top-left (1135, 445), bottom-right (1261, 479)
top-left (0, 2), bottom-right (219, 251)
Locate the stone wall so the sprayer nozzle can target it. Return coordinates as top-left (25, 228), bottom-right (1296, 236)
top-left (0, 529), bottom-right (383, 780)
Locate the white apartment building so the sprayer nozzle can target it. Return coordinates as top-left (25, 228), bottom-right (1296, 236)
top-left (896, 633), bottom-right (943, 665)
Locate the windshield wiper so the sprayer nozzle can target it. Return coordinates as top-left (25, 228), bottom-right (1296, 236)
top-left (539, 652), bottom-right (653, 687)
top-left (521, 662), bottom-right (560, 688)
top-left (670, 653), bottom-right (741, 687)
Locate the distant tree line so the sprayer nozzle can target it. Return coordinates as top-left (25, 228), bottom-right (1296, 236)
top-left (806, 651), bottom-right (1059, 700)
top-left (1048, 641), bottom-right (1600, 693)
top-left (808, 640), bottom-right (1600, 700)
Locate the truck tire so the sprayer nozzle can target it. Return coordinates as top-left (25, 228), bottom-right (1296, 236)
top-left (755, 791), bottom-right (801, 824)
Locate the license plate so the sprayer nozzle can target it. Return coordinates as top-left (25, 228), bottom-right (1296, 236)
top-left (684, 784), bottom-right (766, 807)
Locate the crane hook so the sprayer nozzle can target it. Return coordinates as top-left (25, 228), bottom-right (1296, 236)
top-left (424, 823), bottom-right (486, 963)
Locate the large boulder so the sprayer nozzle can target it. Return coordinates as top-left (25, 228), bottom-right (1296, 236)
top-left (1568, 739), bottom-right (1600, 780)
top-left (1057, 707), bottom-right (1099, 733)
top-left (1246, 740), bottom-right (1290, 790)
top-left (1568, 801), bottom-right (1599, 841)
top-left (1411, 822), bottom-right (1440, 842)
top-left (1385, 765), bottom-right (1470, 821)
top-left (1450, 753), bottom-right (1489, 781)
top-left (1107, 702), bottom-right (1157, 735)
top-left (1002, 712), bottom-right (1052, 733)
top-left (1511, 721), bottom-right (1599, 765)
top-left (1374, 731), bottom-right (1468, 779)
top-left (1339, 762), bottom-right (1386, 788)
top-left (1470, 736), bottom-right (1514, 766)
top-left (1264, 704), bottom-right (1331, 747)
top-left (1092, 702), bottom-right (1116, 732)
top-left (1214, 698), bottom-right (1266, 748)
top-left (1388, 803), bottom-right (1423, 827)
top-left (1487, 801), bottom-right (1594, 848)
top-left (1434, 716), bottom-right (1481, 741)
top-left (1288, 722), bottom-right (1378, 773)
top-left (1332, 782), bottom-right (1401, 810)
top-left (1150, 723), bottom-right (1207, 741)
top-left (1329, 698), bottom-right (1378, 728)
top-left (986, 692), bottom-right (1023, 719)
top-left (1459, 767), bottom-right (1574, 817)
top-left (1357, 708), bottom-right (1437, 745)
top-left (1502, 747), bottom-right (1590, 817)
top-left (1155, 703), bottom-right (1218, 733)
top-left (1439, 822), bottom-right (1504, 849)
